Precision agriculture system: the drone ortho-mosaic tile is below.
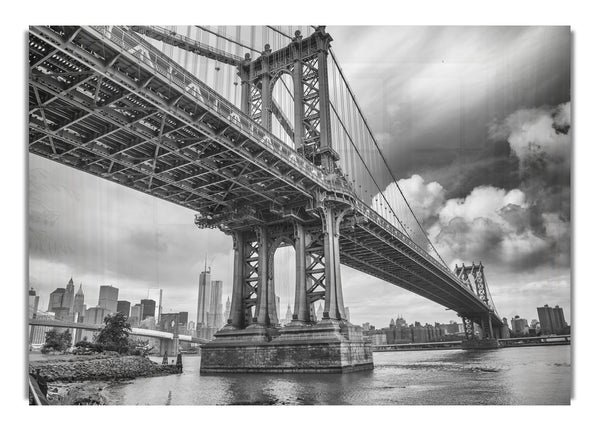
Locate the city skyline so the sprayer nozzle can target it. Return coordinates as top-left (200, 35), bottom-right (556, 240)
top-left (31, 274), bottom-right (568, 332)
top-left (28, 25), bottom-right (571, 329)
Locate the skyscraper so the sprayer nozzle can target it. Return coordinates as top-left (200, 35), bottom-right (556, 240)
top-left (98, 285), bottom-right (118, 314)
top-left (73, 284), bottom-right (85, 317)
top-left (224, 296), bottom-right (231, 322)
top-left (117, 300), bottom-right (131, 317)
top-left (537, 304), bottom-right (568, 335)
top-left (130, 303), bottom-right (142, 327)
top-left (48, 288), bottom-right (65, 312)
top-left (208, 280), bottom-right (223, 328)
top-left (141, 299), bottom-right (156, 320)
top-left (28, 287), bottom-right (39, 319)
top-left (196, 269), bottom-right (211, 327)
top-left (511, 316), bottom-right (529, 336)
top-left (316, 302), bottom-right (323, 320)
top-left (63, 277), bottom-right (75, 313)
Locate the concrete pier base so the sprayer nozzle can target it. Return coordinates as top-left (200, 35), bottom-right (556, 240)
top-left (200, 320), bottom-right (373, 374)
top-left (461, 339), bottom-right (500, 350)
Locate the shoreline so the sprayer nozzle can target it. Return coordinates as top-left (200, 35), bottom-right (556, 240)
top-left (29, 353), bottom-right (182, 405)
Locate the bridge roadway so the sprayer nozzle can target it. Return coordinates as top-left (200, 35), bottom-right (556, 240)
top-left (28, 25), bottom-right (502, 327)
top-left (28, 318), bottom-right (208, 344)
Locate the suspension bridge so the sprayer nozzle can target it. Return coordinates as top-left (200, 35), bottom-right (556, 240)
top-left (28, 25), bottom-right (506, 373)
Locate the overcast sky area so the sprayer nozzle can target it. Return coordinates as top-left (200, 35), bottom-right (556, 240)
top-left (29, 26), bottom-right (571, 329)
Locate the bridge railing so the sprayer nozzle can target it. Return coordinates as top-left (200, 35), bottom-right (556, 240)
top-left (353, 199), bottom-right (473, 292)
top-left (89, 26), bottom-right (340, 193)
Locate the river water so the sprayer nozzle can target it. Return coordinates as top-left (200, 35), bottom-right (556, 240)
top-left (96, 345), bottom-right (570, 405)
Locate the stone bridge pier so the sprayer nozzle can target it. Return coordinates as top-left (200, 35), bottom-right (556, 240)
top-left (199, 197), bottom-right (373, 374)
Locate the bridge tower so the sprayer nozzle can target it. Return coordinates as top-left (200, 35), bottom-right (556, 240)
top-left (199, 27), bottom-right (373, 373)
top-left (455, 262), bottom-right (503, 349)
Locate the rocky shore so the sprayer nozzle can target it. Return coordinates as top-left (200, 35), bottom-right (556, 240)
top-left (29, 353), bottom-right (181, 382)
top-left (29, 354), bottom-right (181, 405)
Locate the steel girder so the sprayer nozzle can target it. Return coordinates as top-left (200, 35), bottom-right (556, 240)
top-left (29, 26), bottom-right (325, 221)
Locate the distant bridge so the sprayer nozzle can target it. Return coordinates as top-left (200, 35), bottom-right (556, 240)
top-left (28, 318), bottom-right (209, 344)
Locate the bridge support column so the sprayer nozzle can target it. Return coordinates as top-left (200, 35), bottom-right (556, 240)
top-left (252, 225), bottom-right (278, 326)
top-left (320, 202), bottom-right (350, 321)
top-left (224, 231), bottom-right (245, 329)
top-left (292, 222), bottom-right (310, 323)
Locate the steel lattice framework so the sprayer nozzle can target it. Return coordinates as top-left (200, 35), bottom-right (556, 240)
top-left (28, 25), bottom-right (503, 333)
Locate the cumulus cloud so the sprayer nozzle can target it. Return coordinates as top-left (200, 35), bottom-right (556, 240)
top-left (489, 102), bottom-right (571, 177)
top-left (374, 174), bottom-right (445, 229)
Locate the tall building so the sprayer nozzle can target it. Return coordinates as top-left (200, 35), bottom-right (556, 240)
top-left (224, 296), bottom-right (231, 322)
top-left (129, 303), bottom-right (142, 327)
top-left (30, 312), bottom-right (55, 345)
top-left (275, 295), bottom-right (281, 322)
top-left (537, 304), bottom-right (568, 335)
top-left (117, 300), bottom-right (131, 318)
top-left (82, 306), bottom-right (108, 341)
top-left (98, 285), bottom-right (118, 314)
top-left (62, 277), bottom-right (75, 313)
top-left (316, 302), bottom-right (323, 320)
top-left (196, 269), bottom-right (211, 327)
top-left (28, 287), bottom-right (39, 319)
top-left (141, 299), bottom-right (156, 320)
top-left (511, 316), bottom-right (529, 336)
top-left (345, 307), bottom-right (350, 322)
top-left (208, 280), bottom-right (223, 328)
top-left (73, 284), bottom-right (85, 317)
top-left (48, 288), bottom-right (65, 312)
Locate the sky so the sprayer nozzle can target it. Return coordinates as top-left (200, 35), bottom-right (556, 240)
top-left (28, 25), bottom-right (572, 329)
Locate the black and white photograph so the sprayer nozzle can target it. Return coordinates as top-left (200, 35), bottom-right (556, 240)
top-left (9, 0), bottom-right (597, 423)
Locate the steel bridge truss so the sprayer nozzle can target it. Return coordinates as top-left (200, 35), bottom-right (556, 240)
top-left (28, 25), bottom-right (504, 336)
top-left (29, 26), bottom-right (332, 226)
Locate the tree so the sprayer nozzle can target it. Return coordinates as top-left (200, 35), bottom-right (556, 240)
top-left (42, 329), bottom-right (72, 353)
top-left (94, 312), bottom-right (132, 354)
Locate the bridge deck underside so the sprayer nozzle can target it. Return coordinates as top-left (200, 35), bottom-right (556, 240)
top-left (340, 221), bottom-right (503, 325)
top-left (29, 26), bottom-right (322, 224)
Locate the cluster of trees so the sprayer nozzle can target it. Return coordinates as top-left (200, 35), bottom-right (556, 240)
top-left (43, 313), bottom-right (154, 356)
top-left (41, 329), bottom-right (72, 353)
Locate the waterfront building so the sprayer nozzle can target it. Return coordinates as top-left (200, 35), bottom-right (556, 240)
top-left (196, 269), bottom-right (211, 327)
top-left (511, 315), bottom-right (529, 336)
top-left (117, 300), bottom-right (131, 317)
top-left (28, 287), bottom-right (39, 319)
top-left (141, 299), bottom-right (156, 320)
top-left (368, 329), bottom-right (387, 346)
top-left (98, 285), bottom-right (118, 314)
top-left (537, 304), bottom-right (568, 335)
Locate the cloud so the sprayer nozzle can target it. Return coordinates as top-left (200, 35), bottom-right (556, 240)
top-left (489, 101), bottom-right (571, 170)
